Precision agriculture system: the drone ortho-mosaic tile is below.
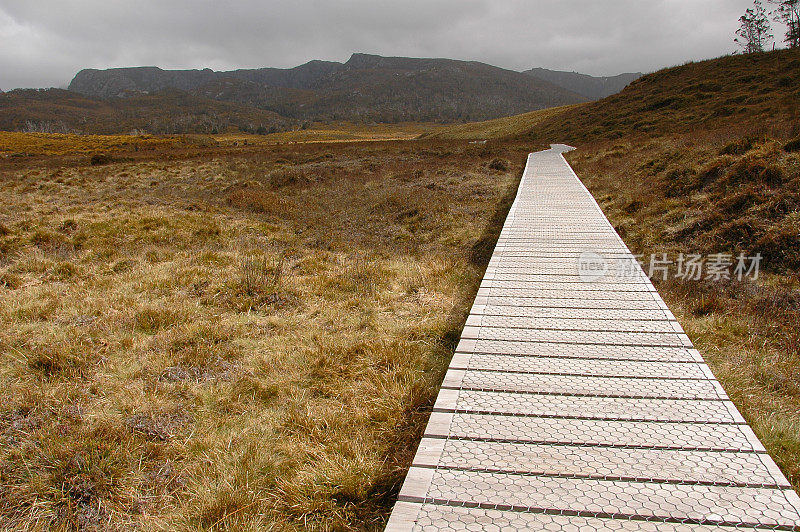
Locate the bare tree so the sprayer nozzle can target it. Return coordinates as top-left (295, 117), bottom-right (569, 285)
top-left (736, 0), bottom-right (774, 53)
top-left (770, 0), bottom-right (800, 47)
top-left (21, 120), bottom-right (71, 134)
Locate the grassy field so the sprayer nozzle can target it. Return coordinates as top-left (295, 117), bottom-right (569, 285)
top-left (0, 132), bottom-right (187, 157)
top-left (0, 136), bottom-right (528, 530)
top-left (0, 123), bottom-right (439, 159)
top-left (420, 104), bottom-right (583, 141)
top-left (224, 122), bottom-right (441, 144)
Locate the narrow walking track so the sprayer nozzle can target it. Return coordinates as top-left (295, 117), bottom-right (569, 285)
top-left (386, 146), bottom-right (800, 530)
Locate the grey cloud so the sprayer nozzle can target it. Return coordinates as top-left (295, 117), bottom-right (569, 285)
top-left (0, 0), bottom-right (776, 91)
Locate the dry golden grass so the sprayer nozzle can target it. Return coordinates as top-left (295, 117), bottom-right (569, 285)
top-left (568, 132), bottom-right (800, 490)
top-left (0, 132), bottom-right (185, 157)
top-left (216, 122), bottom-right (441, 146)
top-left (0, 124), bottom-right (441, 166)
top-left (421, 104), bottom-right (583, 141)
top-left (0, 138), bottom-right (526, 530)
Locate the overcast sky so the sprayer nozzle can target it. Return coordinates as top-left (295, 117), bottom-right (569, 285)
top-left (0, 0), bottom-right (788, 91)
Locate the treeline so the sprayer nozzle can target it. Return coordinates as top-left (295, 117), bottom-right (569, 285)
top-left (0, 88), bottom-right (293, 135)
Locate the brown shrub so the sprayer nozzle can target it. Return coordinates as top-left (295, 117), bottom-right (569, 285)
top-left (723, 158), bottom-right (785, 188)
top-left (719, 137), bottom-right (756, 156)
top-left (488, 157), bottom-right (510, 171)
top-left (89, 153), bottom-right (113, 165)
top-left (58, 219), bottom-right (79, 233)
top-left (269, 166), bottom-right (307, 188)
top-left (30, 229), bottom-right (70, 252)
top-left (784, 137), bottom-right (800, 152)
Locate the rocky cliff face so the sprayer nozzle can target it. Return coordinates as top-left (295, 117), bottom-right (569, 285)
top-left (69, 67), bottom-right (219, 98)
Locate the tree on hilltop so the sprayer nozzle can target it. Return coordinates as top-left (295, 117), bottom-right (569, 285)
top-left (736, 0), bottom-right (773, 53)
top-left (770, 0), bottom-right (800, 47)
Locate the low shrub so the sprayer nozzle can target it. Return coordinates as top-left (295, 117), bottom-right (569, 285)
top-left (784, 137), bottom-right (800, 153)
top-left (488, 158), bottom-right (510, 171)
top-left (90, 153), bottom-right (113, 165)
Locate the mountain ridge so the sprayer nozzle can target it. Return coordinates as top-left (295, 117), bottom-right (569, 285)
top-left (2, 54), bottom-right (643, 135)
top-left (66, 54), bottom-right (589, 123)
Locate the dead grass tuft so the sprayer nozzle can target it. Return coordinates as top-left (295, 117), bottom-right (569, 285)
top-left (0, 272), bottom-right (22, 289)
top-left (134, 306), bottom-right (182, 334)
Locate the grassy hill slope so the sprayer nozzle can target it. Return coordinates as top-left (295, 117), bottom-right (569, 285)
top-left (522, 68), bottom-right (642, 100)
top-left (421, 104), bottom-right (584, 140)
top-left (534, 49), bottom-right (799, 143)
top-left (431, 48), bottom-right (800, 142)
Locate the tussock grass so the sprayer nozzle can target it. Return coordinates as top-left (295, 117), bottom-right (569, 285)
top-left (0, 138), bottom-right (524, 530)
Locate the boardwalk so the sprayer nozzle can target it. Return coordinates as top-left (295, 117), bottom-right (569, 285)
top-left (386, 146), bottom-right (800, 530)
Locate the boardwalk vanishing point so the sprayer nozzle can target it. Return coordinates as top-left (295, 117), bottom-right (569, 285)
top-left (386, 145), bottom-right (800, 530)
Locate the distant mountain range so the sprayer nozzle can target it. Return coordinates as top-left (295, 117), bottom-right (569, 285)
top-left (1, 54), bottom-right (641, 135)
top-left (522, 68), bottom-right (642, 100)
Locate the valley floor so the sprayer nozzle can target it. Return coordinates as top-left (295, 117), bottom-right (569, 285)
top-left (1, 123), bottom-right (799, 530)
top-left (0, 135), bottom-right (527, 530)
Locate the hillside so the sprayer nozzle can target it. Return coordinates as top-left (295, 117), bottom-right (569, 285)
top-left (523, 68), bottom-right (642, 100)
top-left (431, 49), bottom-right (800, 143)
top-left (420, 104), bottom-right (584, 141)
top-left (533, 49), bottom-right (800, 144)
top-left (67, 54), bottom-right (588, 123)
top-left (0, 88), bottom-right (291, 135)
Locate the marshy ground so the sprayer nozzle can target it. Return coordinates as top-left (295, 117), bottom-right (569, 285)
top-left (0, 136), bottom-right (528, 530)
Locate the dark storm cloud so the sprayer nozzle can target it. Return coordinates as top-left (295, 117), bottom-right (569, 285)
top-left (0, 0), bottom-right (776, 91)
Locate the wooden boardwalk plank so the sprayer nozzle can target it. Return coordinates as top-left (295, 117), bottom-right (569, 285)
top-left (385, 145), bottom-right (800, 530)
